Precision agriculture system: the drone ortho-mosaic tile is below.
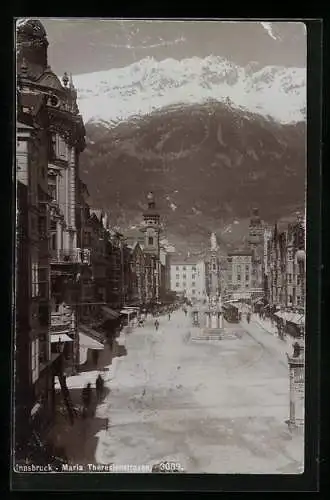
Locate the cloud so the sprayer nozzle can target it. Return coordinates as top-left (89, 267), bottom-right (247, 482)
top-left (260, 22), bottom-right (277, 41)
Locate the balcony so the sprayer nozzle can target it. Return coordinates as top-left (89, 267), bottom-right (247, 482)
top-left (50, 248), bottom-right (91, 265)
top-left (50, 306), bottom-right (75, 335)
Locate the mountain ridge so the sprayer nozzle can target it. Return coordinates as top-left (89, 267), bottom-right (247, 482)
top-left (80, 100), bottom-right (305, 253)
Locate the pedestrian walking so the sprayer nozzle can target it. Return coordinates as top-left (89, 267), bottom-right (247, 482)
top-left (247, 312), bottom-right (251, 324)
top-left (168, 312), bottom-right (171, 321)
top-left (96, 374), bottom-right (104, 402)
top-left (155, 319), bottom-right (159, 331)
top-left (81, 383), bottom-right (92, 418)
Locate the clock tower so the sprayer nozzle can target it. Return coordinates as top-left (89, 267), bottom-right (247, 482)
top-left (141, 192), bottom-right (161, 258)
top-left (141, 192), bottom-right (162, 302)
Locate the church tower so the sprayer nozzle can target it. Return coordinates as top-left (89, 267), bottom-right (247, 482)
top-left (141, 192), bottom-right (161, 257)
top-left (248, 207), bottom-right (264, 289)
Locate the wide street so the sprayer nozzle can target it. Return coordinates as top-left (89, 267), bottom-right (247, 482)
top-left (94, 309), bottom-right (304, 474)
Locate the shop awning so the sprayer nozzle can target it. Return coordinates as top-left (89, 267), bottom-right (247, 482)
top-left (101, 306), bottom-right (121, 320)
top-left (50, 333), bottom-right (73, 343)
top-left (274, 311), bottom-right (305, 325)
top-left (120, 308), bottom-right (138, 315)
top-left (286, 312), bottom-right (305, 325)
top-left (79, 332), bottom-right (104, 350)
top-left (79, 323), bottom-right (105, 344)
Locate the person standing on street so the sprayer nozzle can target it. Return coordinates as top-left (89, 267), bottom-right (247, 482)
top-left (96, 374), bottom-right (104, 402)
top-left (168, 312), bottom-right (171, 321)
top-left (82, 383), bottom-right (92, 418)
top-left (155, 319), bottom-right (159, 331)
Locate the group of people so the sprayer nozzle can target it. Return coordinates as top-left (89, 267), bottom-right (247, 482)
top-left (81, 374), bottom-right (105, 418)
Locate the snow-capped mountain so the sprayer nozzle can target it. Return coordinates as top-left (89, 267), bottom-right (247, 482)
top-left (74, 55), bottom-right (306, 126)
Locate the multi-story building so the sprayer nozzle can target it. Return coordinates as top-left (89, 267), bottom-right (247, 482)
top-left (226, 251), bottom-right (253, 295)
top-left (170, 258), bottom-right (206, 300)
top-left (15, 18), bottom-right (70, 452)
top-left (107, 230), bottom-right (126, 309)
top-left (127, 242), bottom-right (146, 306)
top-left (15, 19), bottom-right (89, 455)
top-left (263, 226), bottom-right (273, 303)
top-left (266, 217), bottom-right (306, 309)
top-left (16, 116), bottom-right (56, 455)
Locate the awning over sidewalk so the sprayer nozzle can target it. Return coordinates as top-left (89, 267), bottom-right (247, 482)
top-left (79, 332), bottom-right (104, 350)
top-left (79, 323), bottom-right (105, 344)
top-left (101, 306), bottom-right (121, 320)
top-left (50, 333), bottom-right (73, 343)
top-left (274, 311), bottom-right (305, 325)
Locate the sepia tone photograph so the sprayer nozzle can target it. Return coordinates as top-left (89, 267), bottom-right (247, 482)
top-left (14, 18), bottom-right (306, 478)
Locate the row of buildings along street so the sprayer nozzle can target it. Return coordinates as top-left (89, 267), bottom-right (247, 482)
top-left (14, 19), bottom-right (305, 474)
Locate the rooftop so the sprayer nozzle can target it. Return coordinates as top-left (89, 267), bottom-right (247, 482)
top-left (227, 250), bottom-right (253, 256)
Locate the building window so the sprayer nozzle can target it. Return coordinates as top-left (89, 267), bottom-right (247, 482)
top-left (245, 265), bottom-right (249, 272)
top-left (48, 178), bottom-right (57, 202)
top-left (237, 265), bottom-right (241, 273)
top-left (213, 264), bottom-right (216, 271)
top-left (227, 257), bottom-right (232, 263)
top-left (246, 283), bottom-right (249, 288)
top-left (176, 282), bottom-right (180, 288)
top-left (183, 266), bottom-right (186, 271)
top-left (31, 262), bottom-right (39, 297)
top-left (183, 274), bottom-right (186, 279)
top-left (183, 282), bottom-right (186, 288)
top-left (176, 274), bottom-right (180, 279)
top-left (51, 134), bottom-right (67, 161)
top-left (245, 275), bottom-right (249, 282)
top-left (192, 266), bottom-right (196, 271)
top-left (192, 282), bottom-right (196, 287)
top-left (288, 274), bottom-right (292, 284)
top-left (192, 274), bottom-right (196, 280)
top-left (176, 266), bottom-right (179, 271)
top-left (237, 274), bottom-right (241, 281)
top-left (148, 236), bottom-right (154, 246)
top-left (192, 289), bottom-right (196, 294)
top-left (31, 338), bottom-right (40, 384)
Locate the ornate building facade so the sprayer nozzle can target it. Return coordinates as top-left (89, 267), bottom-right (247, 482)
top-left (15, 18), bottom-right (87, 450)
top-left (248, 208), bottom-right (264, 290)
top-left (265, 217), bottom-right (306, 309)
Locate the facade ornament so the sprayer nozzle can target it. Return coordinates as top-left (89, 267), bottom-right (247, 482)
top-left (62, 72), bottom-right (69, 88)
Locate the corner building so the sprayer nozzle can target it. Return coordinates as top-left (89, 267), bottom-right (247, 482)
top-left (15, 19), bottom-right (86, 453)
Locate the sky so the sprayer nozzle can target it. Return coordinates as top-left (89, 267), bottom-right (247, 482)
top-left (38, 19), bottom-right (307, 77)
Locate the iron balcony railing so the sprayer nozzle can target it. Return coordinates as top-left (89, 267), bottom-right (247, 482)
top-left (50, 308), bottom-right (75, 334)
top-left (50, 248), bottom-right (91, 265)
